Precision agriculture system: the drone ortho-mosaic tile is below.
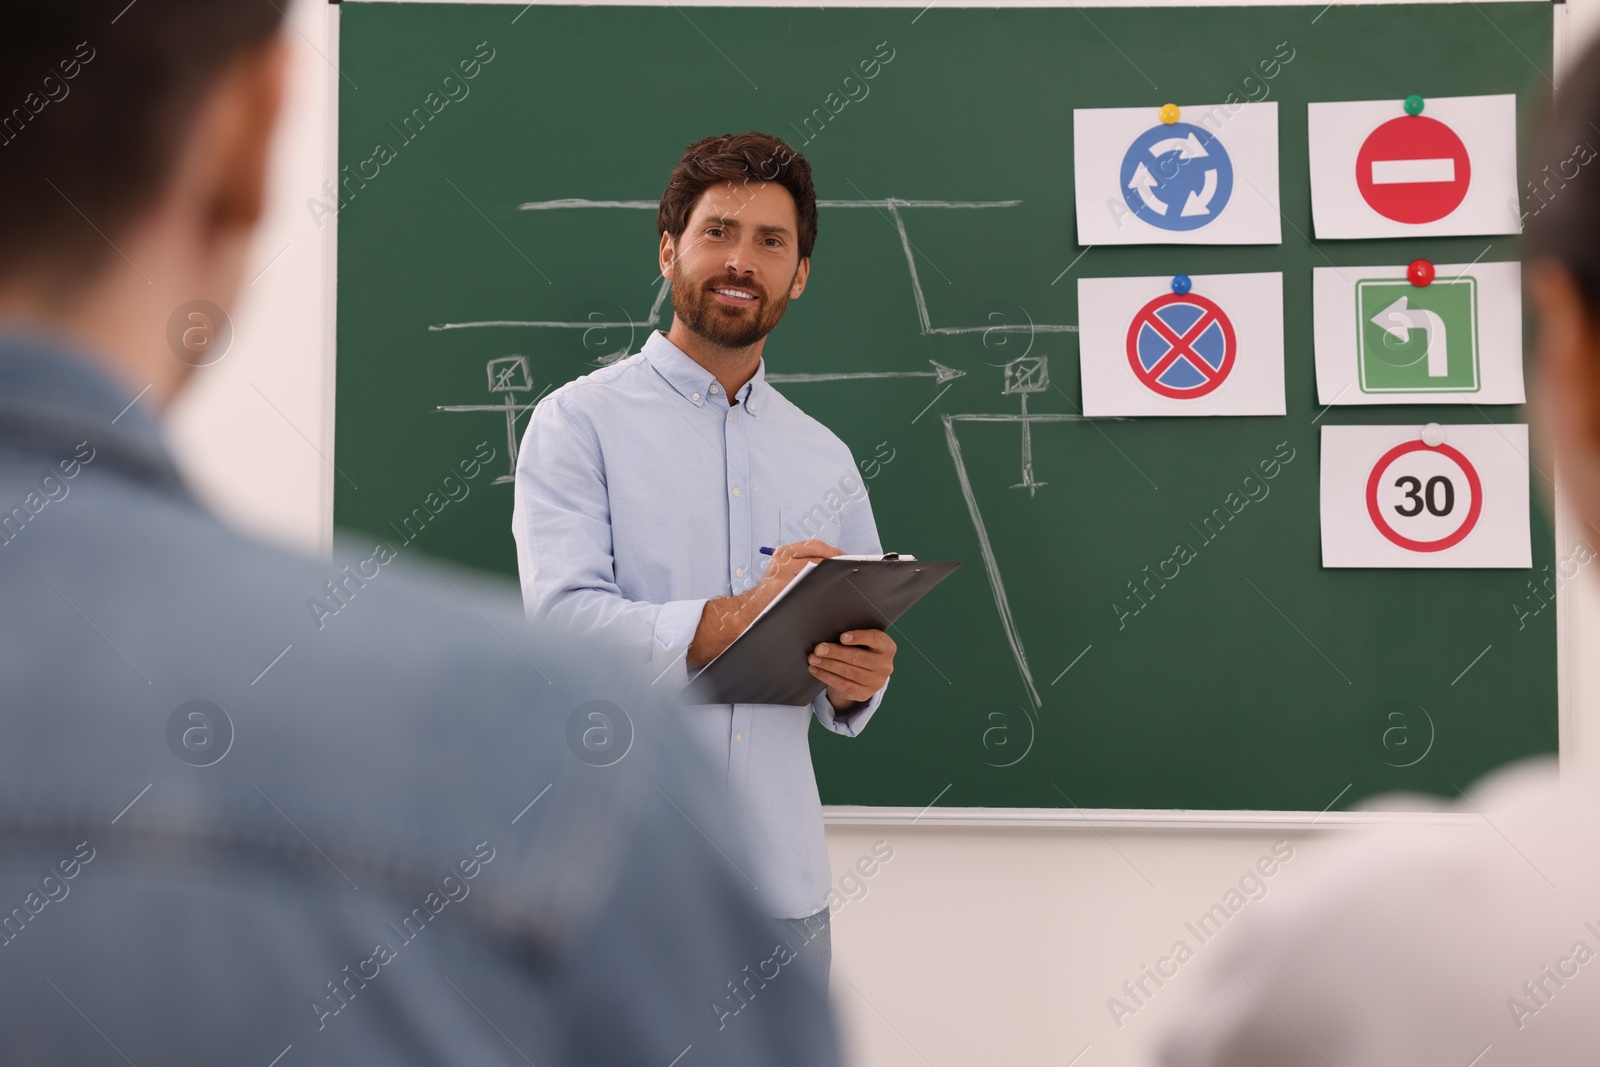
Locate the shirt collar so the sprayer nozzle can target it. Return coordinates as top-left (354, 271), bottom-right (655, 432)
top-left (0, 324), bottom-right (194, 504)
top-left (642, 329), bottom-right (766, 415)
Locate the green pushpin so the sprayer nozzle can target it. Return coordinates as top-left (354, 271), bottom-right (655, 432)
top-left (1404, 94), bottom-right (1424, 116)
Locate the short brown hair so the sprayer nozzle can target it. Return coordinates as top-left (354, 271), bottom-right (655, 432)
top-left (657, 132), bottom-right (818, 261)
top-left (0, 1), bottom-right (284, 286)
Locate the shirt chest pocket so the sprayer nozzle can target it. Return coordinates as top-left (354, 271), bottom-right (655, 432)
top-left (778, 506), bottom-right (842, 549)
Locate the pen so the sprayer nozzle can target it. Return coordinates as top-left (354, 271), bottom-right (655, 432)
top-left (760, 546), bottom-right (900, 560)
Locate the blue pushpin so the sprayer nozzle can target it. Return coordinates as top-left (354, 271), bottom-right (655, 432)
top-left (1172, 273), bottom-right (1192, 295)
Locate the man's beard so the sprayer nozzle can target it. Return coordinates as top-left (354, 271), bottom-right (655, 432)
top-left (669, 270), bottom-right (792, 349)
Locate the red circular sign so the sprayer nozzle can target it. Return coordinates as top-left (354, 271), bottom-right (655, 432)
top-left (1124, 292), bottom-right (1237, 400)
top-left (1355, 116), bottom-right (1472, 224)
top-left (1364, 440), bottom-right (1483, 552)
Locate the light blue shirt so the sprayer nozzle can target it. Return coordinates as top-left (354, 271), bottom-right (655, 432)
top-left (512, 329), bottom-right (888, 919)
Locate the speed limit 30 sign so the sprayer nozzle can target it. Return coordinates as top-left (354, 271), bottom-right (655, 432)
top-left (1321, 424), bottom-right (1531, 568)
top-left (1364, 439), bottom-right (1483, 552)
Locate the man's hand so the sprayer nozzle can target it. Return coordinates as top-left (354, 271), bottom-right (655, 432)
top-left (811, 629), bottom-right (896, 712)
top-left (687, 540), bottom-right (842, 669)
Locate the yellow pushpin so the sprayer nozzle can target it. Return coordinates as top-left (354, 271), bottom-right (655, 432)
top-left (1159, 102), bottom-right (1181, 125)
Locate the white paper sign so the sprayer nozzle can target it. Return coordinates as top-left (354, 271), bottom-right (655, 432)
top-left (1077, 272), bottom-right (1284, 417)
top-left (1320, 423), bottom-right (1531, 568)
top-left (1312, 261), bottom-right (1525, 405)
top-left (1073, 102), bottom-right (1281, 245)
top-left (1307, 94), bottom-right (1520, 238)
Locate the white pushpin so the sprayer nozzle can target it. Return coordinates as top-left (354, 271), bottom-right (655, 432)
top-left (1420, 422), bottom-right (1445, 447)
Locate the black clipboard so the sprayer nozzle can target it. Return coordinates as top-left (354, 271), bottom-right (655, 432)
top-left (683, 556), bottom-right (962, 706)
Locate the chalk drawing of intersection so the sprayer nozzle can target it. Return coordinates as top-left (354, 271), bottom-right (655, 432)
top-left (427, 196), bottom-right (1098, 709)
top-left (426, 196), bottom-right (1079, 344)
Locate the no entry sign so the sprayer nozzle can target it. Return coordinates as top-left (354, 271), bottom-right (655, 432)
top-left (1309, 95), bottom-right (1519, 239)
top-left (1355, 116), bottom-right (1472, 224)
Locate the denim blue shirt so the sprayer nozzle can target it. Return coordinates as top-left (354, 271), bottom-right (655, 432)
top-left (513, 329), bottom-right (888, 918)
top-left (0, 328), bottom-right (839, 1065)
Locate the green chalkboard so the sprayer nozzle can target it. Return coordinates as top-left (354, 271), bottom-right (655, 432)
top-left (335, 1), bottom-right (1558, 813)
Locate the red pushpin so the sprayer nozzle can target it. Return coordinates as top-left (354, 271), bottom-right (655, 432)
top-left (1407, 258), bottom-right (1435, 287)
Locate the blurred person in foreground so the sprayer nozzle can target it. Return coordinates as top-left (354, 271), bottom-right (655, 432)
top-left (1155, 40), bottom-right (1600, 1067)
top-left (0, 4), bottom-right (838, 1065)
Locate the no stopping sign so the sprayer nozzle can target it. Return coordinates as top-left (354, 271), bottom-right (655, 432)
top-left (1364, 440), bottom-right (1483, 552)
top-left (1125, 292), bottom-right (1237, 399)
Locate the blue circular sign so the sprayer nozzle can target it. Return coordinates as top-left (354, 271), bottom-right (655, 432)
top-left (1125, 292), bottom-right (1236, 399)
top-left (1117, 122), bottom-right (1233, 232)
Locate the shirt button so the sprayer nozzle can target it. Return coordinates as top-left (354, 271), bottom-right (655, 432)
top-left (731, 486), bottom-right (742, 498)
top-left (735, 566), bottom-right (745, 578)
top-left (735, 731), bottom-right (744, 743)
top-left (691, 391), bottom-right (701, 402)
top-left (710, 384), bottom-right (721, 394)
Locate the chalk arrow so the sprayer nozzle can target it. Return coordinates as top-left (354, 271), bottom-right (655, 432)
top-left (766, 359), bottom-right (969, 385)
top-left (1372, 296), bottom-right (1449, 377)
top-left (1181, 169), bottom-right (1219, 216)
top-left (1149, 133), bottom-right (1208, 160)
top-left (1127, 163), bottom-right (1167, 215)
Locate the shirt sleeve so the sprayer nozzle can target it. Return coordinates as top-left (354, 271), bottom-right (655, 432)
top-left (810, 449), bottom-right (888, 736)
top-left (811, 679), bottom-right (888, 736)
top-left (513, 392), bottom-right (708, 688)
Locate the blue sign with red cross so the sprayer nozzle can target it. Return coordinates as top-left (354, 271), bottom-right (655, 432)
top-left (1124, 292), bottom-right (1237, 399)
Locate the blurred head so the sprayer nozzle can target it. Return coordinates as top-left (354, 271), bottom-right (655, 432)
top-left (656, 132), bottom-right (815, 350)
top-left (1527, 36), bottom-right (1600, 534)
top-left (1155, 762), bottom-right (1600, 1067)
top-left (0, 2), bottom-right (287, 400)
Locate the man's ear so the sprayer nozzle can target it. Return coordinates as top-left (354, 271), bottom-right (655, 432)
top-left (206, 34), bottom-right (290, 237)
top-left (790, 256), bottom-right (809, 299)
top-left (1528, 258), bottom-right (1600, 537)
top-left (1531, 260), bottom-right (1600, 450)
top-left (659, 231), bottom-right (678, 280)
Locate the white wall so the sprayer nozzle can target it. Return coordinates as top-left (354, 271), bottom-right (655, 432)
top-left (166, 0), bottom-right (336, 553)
top-left (165, 2), bottom-right (1600, 1064)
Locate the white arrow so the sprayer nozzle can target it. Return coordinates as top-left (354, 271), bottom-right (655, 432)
top-left (1181, 169), bottom-right (1219, 216)
top-left (1371, 296), bottom-right (1449, 377)
top-left (1127, 163), bottom-right (1167, 215)
top-left (1148, 133), bottom-right (1208, 160)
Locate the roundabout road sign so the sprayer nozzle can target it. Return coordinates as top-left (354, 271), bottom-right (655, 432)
top-left (1118, 121), bottom-right (1234, 232)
